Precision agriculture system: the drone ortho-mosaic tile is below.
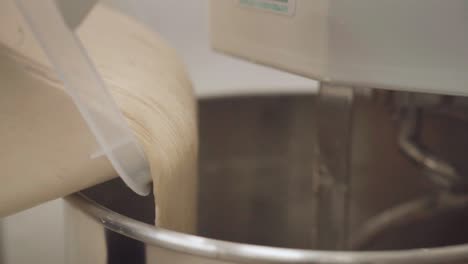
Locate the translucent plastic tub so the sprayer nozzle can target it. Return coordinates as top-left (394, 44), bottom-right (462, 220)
top-left (0, 0), bottom-right (166, 215)
top-left (14, 0), bottom-right (151, 195)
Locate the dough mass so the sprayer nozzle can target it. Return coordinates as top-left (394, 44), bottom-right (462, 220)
top-left (0, 3), bottom-right (198, 234)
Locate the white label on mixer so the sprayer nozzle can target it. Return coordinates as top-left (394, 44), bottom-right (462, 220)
top-left (239, 0), bottom-right (296, 16)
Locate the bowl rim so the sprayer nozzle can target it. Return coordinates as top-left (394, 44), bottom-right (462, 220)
top-left (66, 192), bottom-right (468, 264)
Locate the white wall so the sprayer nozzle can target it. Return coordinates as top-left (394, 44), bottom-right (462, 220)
top-left (2, 200), bottom-right (64, 264)
top-left (102, 0), bottom-right (318, 97)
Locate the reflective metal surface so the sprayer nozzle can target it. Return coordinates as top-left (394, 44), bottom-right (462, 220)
top-left (315, 84), bottom-right (354, 249)
top-left (65, 93), bottom-right (468, 263)
top-left (65, 192), bottom-right (468, 264)
top-left (398, 101), bottom-right (461, 190)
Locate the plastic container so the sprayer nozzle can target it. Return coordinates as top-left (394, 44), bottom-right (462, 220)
top-left (0, 0), bottom-right (199, 219)
top-left (14, 0), bottom-right (151, 196)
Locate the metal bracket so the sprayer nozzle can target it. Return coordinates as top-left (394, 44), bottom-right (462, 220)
top-left (314, 83), bottom-right (354, 250)
top-left (398, 107), bottom-right (462, 191)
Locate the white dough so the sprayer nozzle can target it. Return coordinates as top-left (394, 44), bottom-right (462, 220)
top-left (0, 2), bottom-right (198, 234)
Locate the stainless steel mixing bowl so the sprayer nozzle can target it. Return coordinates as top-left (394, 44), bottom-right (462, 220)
top-left (65, 93), bottom-right (468, 264)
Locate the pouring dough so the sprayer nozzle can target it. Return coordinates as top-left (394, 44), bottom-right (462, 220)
top-left (0, 1), bottom-right (198, 234)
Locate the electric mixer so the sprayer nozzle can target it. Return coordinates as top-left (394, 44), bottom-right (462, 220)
top-left (2, 0), bottom-right (468, 263)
